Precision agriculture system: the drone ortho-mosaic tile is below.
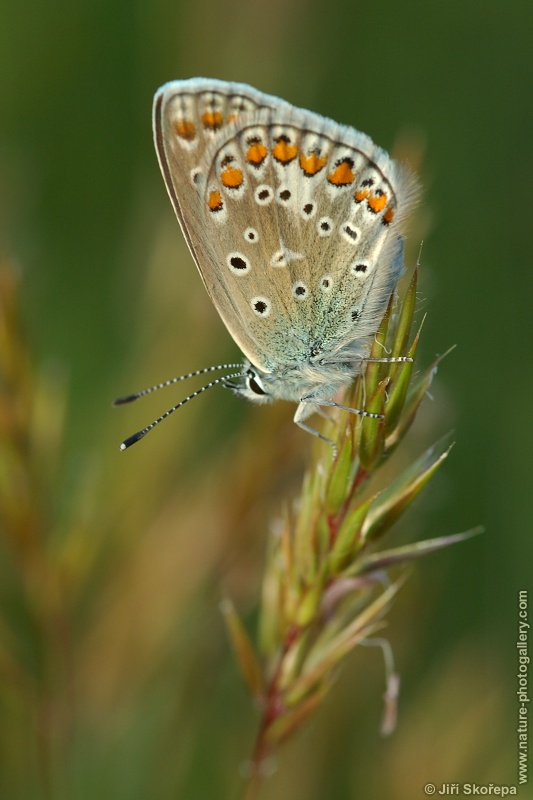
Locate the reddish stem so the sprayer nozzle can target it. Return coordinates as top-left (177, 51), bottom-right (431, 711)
top-left (243, 625), bottom-right (299, 800)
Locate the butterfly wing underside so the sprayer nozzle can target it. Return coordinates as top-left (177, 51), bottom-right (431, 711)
top-left (154, 79), bottom-right (417, 373)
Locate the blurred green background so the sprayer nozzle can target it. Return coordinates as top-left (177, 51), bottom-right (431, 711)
top-left (1, 1), bottom-right (531, 798)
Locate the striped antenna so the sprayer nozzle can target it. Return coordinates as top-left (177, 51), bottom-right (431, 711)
top-left (113, 363), bottom-right (243, 406)
top-left (117, 371), bottom-right (246, 451)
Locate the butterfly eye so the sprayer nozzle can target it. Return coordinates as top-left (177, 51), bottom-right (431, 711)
top-left (247, 372), bottom-right (267, 396)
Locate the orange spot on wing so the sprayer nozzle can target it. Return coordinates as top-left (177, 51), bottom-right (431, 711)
top-left (383, 207), bottom-right (395, 225)
top-left (328, 159), bottom-right (355, 186)
top-left (272, 138), bottom-right (298, 164)
top-left (246, 142), bottom-right (268, 166)
top-left (202, 111), bottom-right (224, 130)
top-left (367, 192), bottom-right (388, 213)
top-left (227, 113), bottom-right (238, 123)
top-left (173, 119), bottom-right (196, 140)
top-left (208, 190), bottom-right (223, 212)
top-left (221, 166), bottom-right (244, 189)
top-left (299, 152), bottom-right (327, 176)
top-left (354, 188), bottom-right (369, 203)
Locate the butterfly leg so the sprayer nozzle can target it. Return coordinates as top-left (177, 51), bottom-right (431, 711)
top-left (363, 356), bottom-right (413, 364)
top-left (294, 395), bottom-right (383, 456)
top-left (294, 401), bottom-right (337, 454)
top-left (315, 406), bottom-right (335, 423)
top-left (310, 398), bottom-right (383, 420)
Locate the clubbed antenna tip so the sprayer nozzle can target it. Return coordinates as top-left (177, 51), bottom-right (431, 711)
top-left (113, 394), bottom-right (139, 406)
top-left (119, 429), bottom-right (147, 450)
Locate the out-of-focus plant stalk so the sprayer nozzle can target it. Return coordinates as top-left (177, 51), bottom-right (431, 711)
top-left (0, 262), bottom-right (71, 799)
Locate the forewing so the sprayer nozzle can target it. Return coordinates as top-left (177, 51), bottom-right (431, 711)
top-left (154, 79), bottom-right (418, 372)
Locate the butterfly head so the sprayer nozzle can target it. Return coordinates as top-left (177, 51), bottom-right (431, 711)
top-left (223, 350), bottom-right (359, 407)
top-left (223, 362), bottom-right (272, 405)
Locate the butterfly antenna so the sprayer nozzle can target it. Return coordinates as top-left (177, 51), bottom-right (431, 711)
top-left (113, 363), bottom-right (243, 405)
top-left (118, 371), bottom-right (246, 451)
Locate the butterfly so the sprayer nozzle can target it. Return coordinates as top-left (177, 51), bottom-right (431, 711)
top-left (116, 79), bottom-right (418, 450)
